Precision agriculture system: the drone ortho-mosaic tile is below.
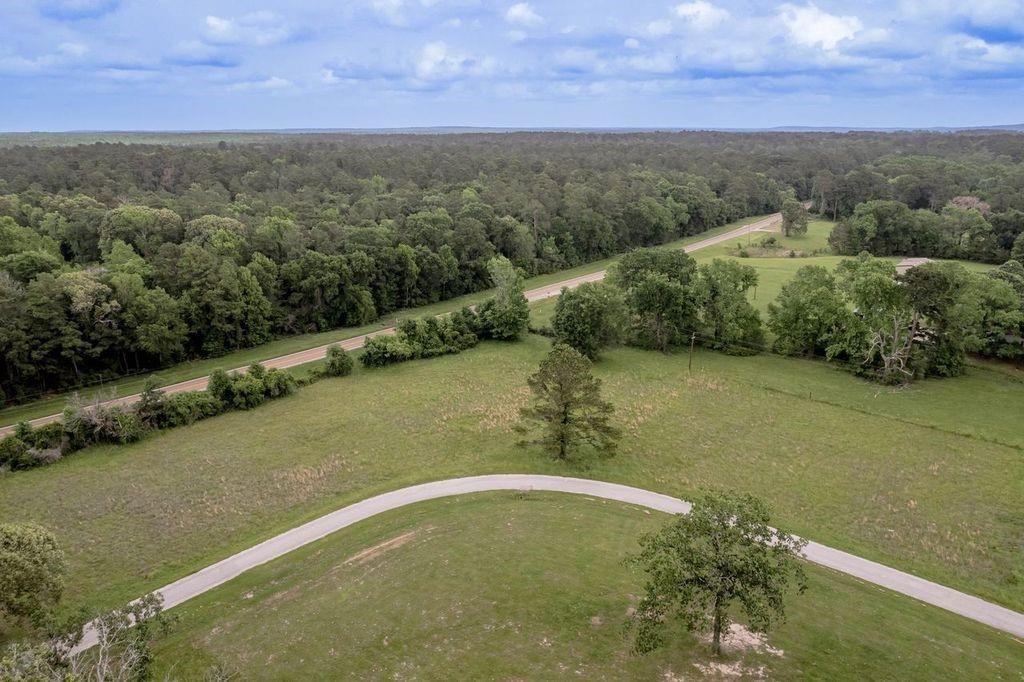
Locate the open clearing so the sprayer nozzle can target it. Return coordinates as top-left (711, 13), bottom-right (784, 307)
top-left (148, 493), bottom-right (1024, 680)
top-left (2, 332), bottom-right (1021, 620)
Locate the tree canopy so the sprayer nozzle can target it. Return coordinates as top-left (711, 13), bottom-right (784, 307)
top-left (629, 490), bottom-right (806, 657)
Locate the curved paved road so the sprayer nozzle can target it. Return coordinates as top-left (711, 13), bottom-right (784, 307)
top-left (1, 213), bottom-right (781, 437)
top-left (73, 474), bottom-right (1024, 652)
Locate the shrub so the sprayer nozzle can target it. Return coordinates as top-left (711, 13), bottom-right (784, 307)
top-left (163, 391), bottom-right (224, 427)
top-left (113, 411), bottom-right (146, 444)
top-left (246, 362), bottom-right (268, 384)
top-left (263, 368), bottom-right (297, 397)
top-left (450, 306), bottom-right (482, 335)
top-left (0, 436), bottom-right (32, 470)
top-left (28, 448), bottom-right (63, 466)
top-left (321, 345), bottom-right (353, 377)
top-left (135, 379), bottom-right (167, 429)
top-left (25, 422), bottom-right (64, 451)
top-left (361, 335), bottom-right (416, 367)
top-left (61, 399), bottom-right (118, 448)
top-left (230, 374), bottom-right (266, 410)
top-left (207, 369), bottom-right (234, 405)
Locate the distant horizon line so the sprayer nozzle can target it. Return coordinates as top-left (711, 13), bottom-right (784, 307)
top-left (2, 123), bottom-right (1024, 135)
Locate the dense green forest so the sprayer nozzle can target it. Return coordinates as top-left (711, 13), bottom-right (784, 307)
top-left (1, 131), bottom-right (1023, 403)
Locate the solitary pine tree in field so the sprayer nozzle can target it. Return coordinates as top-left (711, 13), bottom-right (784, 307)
top-left (517, 344), bottom-right (620, 461)
top-left (628, 490), bottom-right (806, 657)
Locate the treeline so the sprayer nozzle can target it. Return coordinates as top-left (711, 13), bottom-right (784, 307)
top-left (0, 256), bottom-right (527, 472)
top-left (360, 256), bottom-right (530, 367)
top-left (0, 361), bottom-right (299, 471)
top-left (0, 158), bottom-right (767, 405)
top-left (2, 131), bottom-right (1023, 402)
top-left (811, 151), bottom-right (1024, 263)
top-left (828, 198), bottom-right (1024, 263)
top-left (0, 175), bottom-right (736, 404)
top-left (549, 250), bottom-right (1024, 383)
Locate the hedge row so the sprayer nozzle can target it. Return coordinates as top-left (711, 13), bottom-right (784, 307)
top-left (360, 299), bottom-right (530, 369)
top-left (0, 346), bottom-right (354, 472)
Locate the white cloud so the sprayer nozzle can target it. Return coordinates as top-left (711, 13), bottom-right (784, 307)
top-left (203, 11), bottom-right (295, 47)
top-left (58, 42), bottom-right (89, 57)
top-left (229, 76), bottom-right (293, 91)
top-left (371, 0), bottom-right (405, 25)
top-left (0, 41), bottom-right (90, 74)
top-left (626, 52), bottom-right (679, 74)
top-left (320, 68), bottom-right (340, 84)
top-left (507, 30), bottom-right (527, 42)
top-left (778, 3), bottom-right (862, 51)
top-left (505, 3), bottom-right (543, 26)
top-left (555, 48), bottom-right (601, 72)
top-left (415, 41), bottom-right (494, 80)
top-left (674, 1), bottom-right (729, 29)
top-left (624, 37), bottom-right (641, 49)
top-left (943, 34), bottom-right (1024, 68)
top-left (646, 19), bottom-right (673, 37)
top-left (167, 40), bottom-right (237, 67)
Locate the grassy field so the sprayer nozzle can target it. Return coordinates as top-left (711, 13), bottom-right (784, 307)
top-left (0, 215), bottom-right (771, 428)
top-left (1, 333), bottom-right (1021, 622)
top-left (148, 493), bottom-right (1024, 680)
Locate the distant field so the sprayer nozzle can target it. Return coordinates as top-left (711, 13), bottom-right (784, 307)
top-left (0, 215), bottom-right (769, 428)
top-left (2, 333), bottom-right (1021, 621)
top-left (149, 493), bottom-right (1024, 680)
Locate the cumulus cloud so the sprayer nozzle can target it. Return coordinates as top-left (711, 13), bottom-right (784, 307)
top-left (415, 41), bottom-right (495, 80)
top-left (8, 0), bottom-right (1024, 121)
top-left (0, 40), bottom-right (91, 74)
top-left (778, 3), bottom-right (862, 51)
top-left (505, 3), bottom-right (543, 26)
top-left (203, 11), bottom-right (298, 47)
top-left (674, 1), bottom-right (729, 29)
top-left (941, 34), bottom-right (1024, 72)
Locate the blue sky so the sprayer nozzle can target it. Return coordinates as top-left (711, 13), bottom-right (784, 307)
top-left (2, 0), bottom-right (1023, 130)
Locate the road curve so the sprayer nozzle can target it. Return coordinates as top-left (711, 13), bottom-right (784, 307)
top-left (73, 474), bottom-right (1024, 652)
top-left (1, 213), bottom-right (781, 436)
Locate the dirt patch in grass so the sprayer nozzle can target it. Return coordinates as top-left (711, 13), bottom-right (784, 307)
top-left (701, 623), bottom-right (785, 657)
top-left (690, 659), bottom-right (769, 678)
top-left (344, 529), bottom-right (422, 566)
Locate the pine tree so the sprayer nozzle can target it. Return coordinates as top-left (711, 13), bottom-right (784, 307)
top-left (517, 344), bottom-right (620, 461)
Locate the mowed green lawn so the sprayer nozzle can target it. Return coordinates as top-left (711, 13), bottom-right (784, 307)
top-left (149, 493), bottom-right (1024, 680)
top-left (1, 332), bottom-right (1022, 621)
top-left (0, 215), bottom-right (773, 427)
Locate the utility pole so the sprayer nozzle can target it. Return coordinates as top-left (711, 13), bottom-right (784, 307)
top-left (688, 332), bottom-right (696, 372)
